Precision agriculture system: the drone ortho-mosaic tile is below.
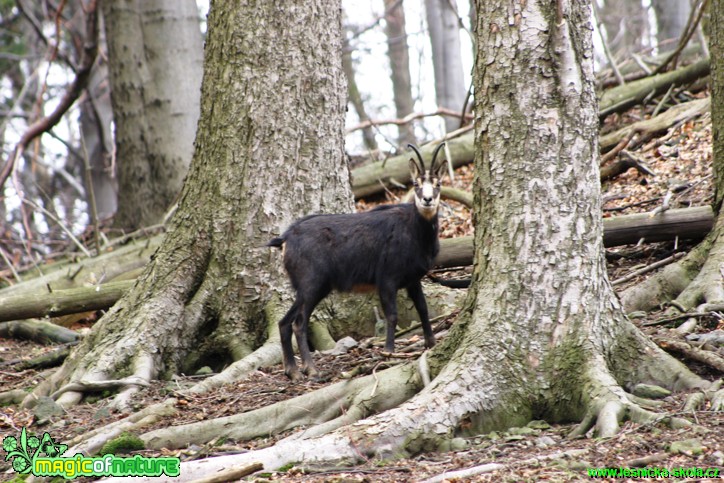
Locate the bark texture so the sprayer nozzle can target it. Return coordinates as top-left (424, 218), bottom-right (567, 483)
top-left (33, 0), bottom-right (353, 409)
top-left (104, 0), bottom-right (203, 230)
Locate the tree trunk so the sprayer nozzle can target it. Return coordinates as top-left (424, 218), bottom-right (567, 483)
top-left (424, 0), bottom-right (466, 133)
top-left (31, 0), bottom-right (355, 410)
top-left (104, 0), bottom-right (203, 230)
top-left (652, 0), bottom-right (691, 53)
top-left (599, 0), bottom-right (649, 59)
top-left (383, 0), bottom-right (417, 146)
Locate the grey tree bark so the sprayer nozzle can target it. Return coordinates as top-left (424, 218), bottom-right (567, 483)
top-left (652, 0), bottom-right (691, 52)
top-left (103, 0), bottom-right (203, 230)
top-left (424, 0), bottom-right (466, 133)
top-left (383, 0), bottom-right (417, 146)
top-left (138, 1), bottom-right (709, 475)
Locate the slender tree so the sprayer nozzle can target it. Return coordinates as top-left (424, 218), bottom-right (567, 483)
top-left (103, 0), bottom-right (203, 230)
top-left (383, 0), bottom-right (416, 146)
top-left (652, 0), bottom-right (691, 52)
top-left (425, 0), bottom-right (466, 133)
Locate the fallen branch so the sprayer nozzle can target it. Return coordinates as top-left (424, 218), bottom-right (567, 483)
top-left (653, 336), bottom-right (724, 372)
top-left (187, 463), bottom-right (263, 483)
top-left (420, 448), bottom-right (589, 483)
top-left (346, 108), bottom-right (473, 134)
top-left (600, 97), bottom-right (710, 152)
top-left (0, 319), bottom-right (80, 344)
top-left (0, 279), bottom-right (134, 323)
top-left (598, 58), bottom-right (710, 119)
top-left (611, 252), bottom-right (686, 286)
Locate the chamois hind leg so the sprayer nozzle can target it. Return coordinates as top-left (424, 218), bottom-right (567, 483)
top-left (279, 300), bottom-right (303, 381)
top-left (407, 280), bottom-right (435, 349)
top-left (378, 283), bottom-right (399, 353)
top-left (293, 288), bottom-right (329, 378)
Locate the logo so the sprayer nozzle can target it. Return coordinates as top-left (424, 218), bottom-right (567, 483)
top-left (3, 428), bottom-right (180, 478)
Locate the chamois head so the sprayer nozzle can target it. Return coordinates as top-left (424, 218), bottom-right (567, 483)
top-left (408, 143), bottom-right (448, 220)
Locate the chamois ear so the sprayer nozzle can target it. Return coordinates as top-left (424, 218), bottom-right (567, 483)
top-left (409, 158), bottom-right (423, 179)
top-left (434, 158), bottom-right (449, 181)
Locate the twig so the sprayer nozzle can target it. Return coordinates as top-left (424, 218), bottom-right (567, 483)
top-left (611, 252), bottom-right (685, 286)
top-left (19, 198), bottom-right (91, 257)
top-left (346, 108), bottom-right (473, 134)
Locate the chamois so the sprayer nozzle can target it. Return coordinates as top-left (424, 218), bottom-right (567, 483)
top-left (268, 143), bottom-right (448, 381)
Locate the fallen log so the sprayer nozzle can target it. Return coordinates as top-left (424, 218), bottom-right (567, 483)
top-left (598, 58), bottom-right (710, 118)
top-left (0, 208), bottom-right (713, 323)
top-left (0, 279), bottom-right (134, 323)
top-left (0, 319), bottom-right (80, 344)
top-left (351, 131), bottom-right (474, 199)
top-left (600, 97), bottom-right (710, 152)
top-left (434, 205), bottom-right (714, 268)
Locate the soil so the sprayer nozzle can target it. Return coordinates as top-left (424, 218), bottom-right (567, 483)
top-left (1, 100), bottom-right (723, 481)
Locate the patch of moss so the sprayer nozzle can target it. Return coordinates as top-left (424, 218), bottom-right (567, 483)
top-left (99, 432), bottom-right (145, 455)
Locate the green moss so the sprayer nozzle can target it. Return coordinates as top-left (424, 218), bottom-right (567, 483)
top-left (99, 432), bottom-right (145, 455)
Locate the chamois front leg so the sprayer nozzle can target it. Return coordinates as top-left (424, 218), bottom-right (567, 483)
top-left (407, 280), bottom-right (435, 349)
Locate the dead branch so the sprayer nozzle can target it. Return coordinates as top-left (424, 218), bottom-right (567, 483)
top-left (0, 0), bottom-right (98, 190)
top-left (653, 336), bottom-right (724, 372)
top-left (346, 108), bottom-right (473, 134)
top-left (598, 58), bottom-right (709, 119)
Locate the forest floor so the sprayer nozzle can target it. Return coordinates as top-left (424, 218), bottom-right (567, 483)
top-left (1, 102), bottom-right (724, 481)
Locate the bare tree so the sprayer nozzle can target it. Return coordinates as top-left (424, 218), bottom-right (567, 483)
top-left (383, 0), bottom-right (416, 146)
top-left (103, 0), bottom-right (203, 230)
top-left (425, 0), bottom-right (466, 133)
top-left (599, 0), bottom-right (649, 58)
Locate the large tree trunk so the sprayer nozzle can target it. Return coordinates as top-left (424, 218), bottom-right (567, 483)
top-left (104, 0), bottom-right (203, 230)
top-left (383, 0), bottom-right (417, 146)
top-left (134, 1), bottom-right (708, 476)
top-left (424, 0), bottom-right (466, 133)
top-left (31, 0), bottom-right (354, 410)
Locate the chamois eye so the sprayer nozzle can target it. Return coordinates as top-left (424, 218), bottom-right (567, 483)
top-left (413, 180), bottom-right (419, 187)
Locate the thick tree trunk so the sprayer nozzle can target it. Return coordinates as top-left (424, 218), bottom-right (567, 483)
top-left (33, 0), bottom-right (354, 410)
top-left (342, 42), bottom-right (378, 152)
top-left (383, 0), bottom-right (417, 146)
top-left (424, 0), bottom-right (466, 133)
top-left (104, 0), bottom-right (203, 230)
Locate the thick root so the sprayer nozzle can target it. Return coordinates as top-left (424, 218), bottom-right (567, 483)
top-left (142, 363), bottom-right (420, 449)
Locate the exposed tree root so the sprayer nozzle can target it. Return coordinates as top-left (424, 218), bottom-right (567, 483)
top-left (621, 216), bottom-right (724, 314)
top-left (653, 335), bottom-right (724, 372)
top-left (67, 398), bottom-right (178, 456)
top-left (142, 363), bottom-right (421, 450)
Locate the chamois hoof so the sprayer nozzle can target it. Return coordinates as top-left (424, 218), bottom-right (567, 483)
top-left (285, 368), bottom-right (304, 382)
